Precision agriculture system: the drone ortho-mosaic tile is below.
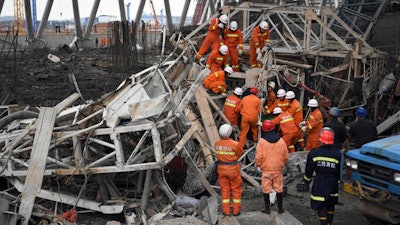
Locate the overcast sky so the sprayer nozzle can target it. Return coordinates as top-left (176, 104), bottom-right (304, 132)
top-left (1, 0), bottom-right (196, 20)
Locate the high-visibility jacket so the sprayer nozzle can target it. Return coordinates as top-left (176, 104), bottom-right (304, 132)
top-left (264, 98), bottom-right (289, 114)
top-left (249, 26), bottom-right (270, 68)
top-left (266, 90), bottom-right (277, 108)
top-left (223, 94), bottom-right (241, 126)
top-left (215, 138), bottom-right (244, 215)
top-left (270, 112), bottom-right (298, 152)
top-left (224, 28), bottom-right (243, 71)
top-left (306, 108), bottom-right (324, 151)
top-left (238, 94), bottom-right (261, 148)
top-left (287, 99), bottom-right (305, 148)
top-left (196, 17), bottom-right (224, 60)
top-left (206, 49), bottom-right (229, 73)
top-left (203, 70), bottom-right (226, 94)
top-left (303, 145), bottom-right (342, 210)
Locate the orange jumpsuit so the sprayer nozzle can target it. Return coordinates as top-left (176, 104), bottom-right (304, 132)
top-left (264, 98), bottom-right (289, 114)
top-left (270, 112), bottom-right (298, 153)
top-left (266, 90), bottom-right (277, 109)
top-left (224, 28), bottom-right (243, 72)
top-left (256, 137), bottom-right (288, 193)
top-left (238, 94), bottom-right (261, 148)
top-left (203, 70), bottom-right (226, 94)
top-left (249, 26), bottom-right (270, 68)
top-left (215, 137), bottom-right (244, 215)
top-left (306, 108), bottom-right (324, 151)
top-left (206, 49), bottom-right (229, 73)
top-left (287, 99), bottom-right (304, 148)
top-left (223, 94), bottom-right (241, 126)
top-left (196, 17), bottom-right (224, 60)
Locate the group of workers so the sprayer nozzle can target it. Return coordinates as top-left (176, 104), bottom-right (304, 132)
top-left (198, 14), bottom-right (270, 95)
top-left (215, 85), bottom-right (378, 224)
top-left (199, 13), bottom-right (379, 225)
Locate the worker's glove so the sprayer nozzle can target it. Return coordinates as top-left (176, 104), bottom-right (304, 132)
top-left (257, 121), bottom-right (262, 126)
top-left (262, 45), bottom-right (270, 52)
top-left (238, 49), bottom-right (243, 56)
top-left (257, 167), bottom-right (262, 173)
top-left (299, 121), bottom-right (306, 128)
top-left (301, 126), bottom-right (306, 132)
top-left (218, 23), bottom-right (225, 29)
top-left (256, 47), bottom-right (261, 55)
top-left (198, 57), bottom-right (206, 64)
top-left (257, 53), bottom-right (262, 62)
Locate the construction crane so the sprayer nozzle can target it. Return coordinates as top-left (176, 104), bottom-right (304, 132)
top-left (14, 0), bottom-right (24, 33)
top-left (149, 0), bottom-right (160, 28)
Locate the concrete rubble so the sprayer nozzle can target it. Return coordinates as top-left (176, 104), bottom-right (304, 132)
top-left (0, 2), bottom-right (399, 225)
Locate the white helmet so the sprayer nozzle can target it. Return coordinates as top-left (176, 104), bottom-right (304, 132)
top-left (273, 107), bottom-right (282, 114)
top-left (267, 81), bottom-right (276, 89)
top-left (260, 21), bottom-right (268, 30)
top-left (230, 21), bottom-right (238, 31)
top-left (219, 14), bottom-right (228, 24)
top-left (219, 45), bottom-right (228, 55)
top-left (224, 66), bottom-right (233, 74)
top-left (286, 91), bottom-right (295, 99)
top-left (233, 87), bottom-right (243, 96)
top-left (277, 89), bottom-right (286, 98)
top-left (307, 99), bottom-right (318, 107)
top-left (219, 124), bottom-right (232, 138)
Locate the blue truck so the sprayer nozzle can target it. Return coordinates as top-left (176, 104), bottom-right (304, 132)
top-left (345, 135), bottom-right (400, 224)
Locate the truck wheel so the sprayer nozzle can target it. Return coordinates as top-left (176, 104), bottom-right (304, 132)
top-left (364, 214), bottom-right (398, 225)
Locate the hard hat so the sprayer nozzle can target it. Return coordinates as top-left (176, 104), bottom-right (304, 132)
top-left (285, 91), bottom-right (295, 99)
top-left (277, 89), bottom-right (286, 98)
top-left (267, 81), bottom-right (276, 89)
top-left (219, 45), bottom-right (228, 55)
top-left (307, 99), bottom-right (318, 107)
top-left (260, 21), bottom-right (268, 30)
top-left (219, 14), bottom-right (228, 24)
top-left (249, 86), bottom-right (259, 95)
top-left (355, 107), bottom-right (367, 117)
top-left (224, 66), bottom-right (233, 74)
top-left (219, 124), bottom-right (232, 138)
top-left (230, 21), bottom-right (238, 31)
top-left (329, 107), bottom-right (340, 117)
top-left (319, 127), bottom-right (334, 145)
top-left (273, 107), bottom-right (282, 114)
top-left (262, 120), bottom-right (275, 132)
top-left (233, 87), bottom-right (243, 96)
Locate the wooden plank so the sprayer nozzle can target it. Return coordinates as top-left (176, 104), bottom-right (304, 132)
top-left (54, 93), bottom-right (80, 113)
top-left (377, 111), bottom-right (400, 135)
top-left (240, 170), bottom-right (261, 188)
top-left (195, 86), bottom-right (219, 147)
top-left (18, 107), bottom-right (57, 225)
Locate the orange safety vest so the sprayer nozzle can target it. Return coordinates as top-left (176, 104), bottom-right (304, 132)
top-left (223, 94), bottom-right (241, 125)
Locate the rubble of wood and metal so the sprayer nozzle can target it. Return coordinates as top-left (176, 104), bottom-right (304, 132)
top-left (0, 3), bottom-right (399, 225)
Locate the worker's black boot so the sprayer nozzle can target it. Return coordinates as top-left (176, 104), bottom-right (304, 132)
top-left (327, 207), bottom-right (335, 225)
top-left (261, 193), bottom-right (271, 214)
top-left (277, 192), bottom-right (285, 214)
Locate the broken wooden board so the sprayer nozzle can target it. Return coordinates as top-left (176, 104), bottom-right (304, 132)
top-left (195, 86), bottom-right (219, 147)
top-left (18, 107), bottom-right (57, 225)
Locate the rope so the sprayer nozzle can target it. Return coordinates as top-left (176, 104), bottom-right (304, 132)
top-left (355, 181), bottom-right (391, 203)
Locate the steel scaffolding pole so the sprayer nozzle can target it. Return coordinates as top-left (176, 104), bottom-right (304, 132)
top-left (84, 0), bottom-right (101, 38)
top-left (36, 0), bottom-right (54, 39)
top-left (163, 0), bottom-right (174, 34)
top-left (118, 0), bottom-right (127, 22)
top-left (178, 0), bottom-right (191, 29)
top-left (24, 0), bottom-right (34, 40)
top-left (72, 0), bottom-right (83, 38)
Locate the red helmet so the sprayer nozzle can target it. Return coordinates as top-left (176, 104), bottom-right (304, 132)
top-left (249, 86), bottom-right (259, 94)
top-left (319, 127), bottom-right (334, 145)
top-left (262, 120), bottom-right (275, 132)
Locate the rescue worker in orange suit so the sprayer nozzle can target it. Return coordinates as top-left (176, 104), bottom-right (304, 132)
top-left (249, 21), bottom-right (270, 68)
top-left (237, 87), bottom-right (261, 148)
top-left (302, 127), bottom-right (342, 225)
top-left (264, 89), bottom-right (289, 115)
top-left (348, 107), bottom-right (377, 149)
top-left (206, 45), bottom-right (230, 73)
top-left (224, 21), bottom-right (244, 72)
top-left (196, 14), bottom-right (228, 61)
top-left (203, 66), bottom-right (233, 95)
top-left (286, 91), bottom-right (305, 150)
top-left (324, 107), bottom-right (347, 150)
top-left (215, 124), bottom-right (244, 216)
top-left (270, 107), bottom-right (298, 153)
top-left (265, 81), bottom-right (277, 110)
top-left (299, 99), bottom-right (324, 151)
top-left (223, 87), bottom-right (243, 126)
top-left (256, 120), bottom-right (288, 214)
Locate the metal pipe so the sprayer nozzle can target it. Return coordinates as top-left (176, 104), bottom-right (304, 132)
top-left (0, 0), bottom-right (4, 15)
top-left (24, 0), bottom-right (34, 40)
top-left (178, 0), bottom-right (191, 29)
top-left (72, 0), bottom-right (83, 38)
top-left (135, 0), bottom-right (146, 27)
top-left (163, 0), bottom-right (174, 34)
top-left (118, 0), bottom-right (127, 22)
top-left (84, 0), bottom-right (101, 39)
top-left (36, 0), bottom-right (54, 39)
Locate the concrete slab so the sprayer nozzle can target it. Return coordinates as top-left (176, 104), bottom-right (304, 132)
top-left (234, 211), bottom-right (303, 225)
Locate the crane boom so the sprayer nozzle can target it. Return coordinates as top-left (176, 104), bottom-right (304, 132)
top-left (14, 0), bottom-right (24, 33)
top-left (149, 0), bottom-right (160, 27)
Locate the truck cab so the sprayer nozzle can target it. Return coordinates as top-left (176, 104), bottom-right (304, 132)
top-left (345, 135), bottom-right (400, 224)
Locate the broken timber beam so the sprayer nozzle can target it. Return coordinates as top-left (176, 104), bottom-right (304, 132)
top-left (18, 107), bottom-right (57, 225)
top-left (377, 111), bottom-right (400, 135)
